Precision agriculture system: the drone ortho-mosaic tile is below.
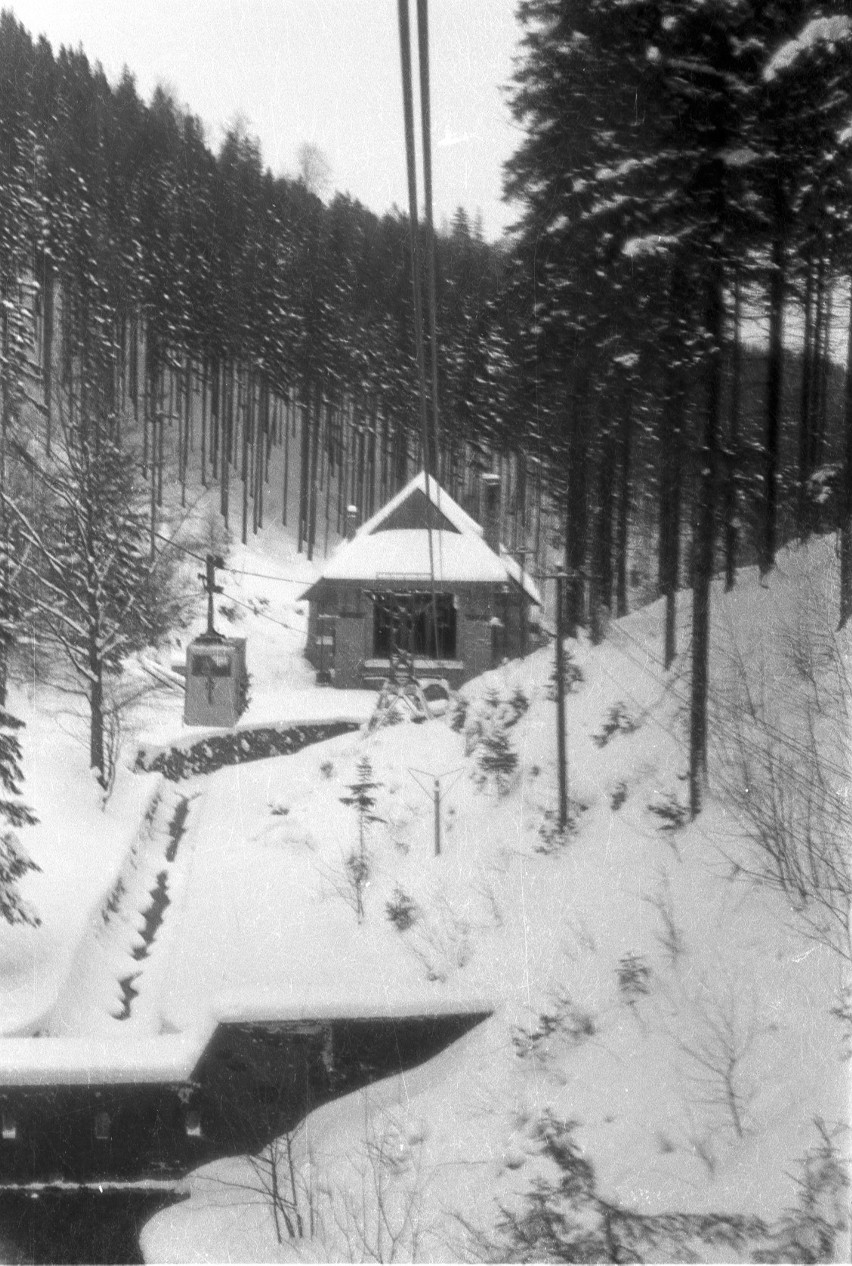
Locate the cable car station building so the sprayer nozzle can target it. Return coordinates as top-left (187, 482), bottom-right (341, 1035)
top-left (301, 472), bottom-right (541, 690)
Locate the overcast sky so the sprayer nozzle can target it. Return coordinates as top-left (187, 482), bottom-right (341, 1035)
top-left (8, 0), bottom-right (524, 240)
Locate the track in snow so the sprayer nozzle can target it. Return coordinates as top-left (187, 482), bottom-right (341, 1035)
top-left (44, 786), bottom-right (198, 1037)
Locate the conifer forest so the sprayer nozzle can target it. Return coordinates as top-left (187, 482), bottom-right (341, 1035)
top-left (0, 4), bottom-right (848, 1261)
top-left (0, 5), bottom-right (847, 799)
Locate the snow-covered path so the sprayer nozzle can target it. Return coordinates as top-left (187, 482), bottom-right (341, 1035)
top-left (44, 782), bottom-right (200, 1038)
top-left (29, 706), bottom-right (489, 1042)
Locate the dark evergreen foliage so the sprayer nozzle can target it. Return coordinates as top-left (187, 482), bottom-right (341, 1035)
top-left (0, 707), bottom-right (39, 926)
top-left (0, 5), bottom-right (846, 804)
top-left (505, 0), bottom-right (852, 811)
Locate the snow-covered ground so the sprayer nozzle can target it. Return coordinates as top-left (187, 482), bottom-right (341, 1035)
top-left (1, 458), bottom-right (849, 1260)
top-left (136, 538), bottom-right (848, 1262)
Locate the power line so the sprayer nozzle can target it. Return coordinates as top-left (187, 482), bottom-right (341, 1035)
top-left (223, 566), bottom-right (307, 586)
top-left (152, 532), bottom-right (311, 587)
top-left (397, 0), bottom-right (441, 665)
top-left (152, 532), bottom-right (206, 564)
top-left (217, 587), bottom-right (303, 636)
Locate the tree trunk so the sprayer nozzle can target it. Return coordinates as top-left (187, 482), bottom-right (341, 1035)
top-left (221, 360), bottom-right (231, 527)
top-left (181, 356), bottom-right (191, 507)
top-left (298, 387), bottom-right (311, 552)
top-left (129, 311), bottom-right (139, 427)
top-left (812, 270), bottom-right (833, 479)
top-left (42, 258), bottom-right (54, 456)
top-left (0, 304), bottom-right (8, 706)
top-left (149, 364), bottom-right (157, 563)
top-left (89, 660), bottom-right (105, 783)
top-left (241, 365), bottom-right (251, 545)
top-left (724, 269), bottom-right (742, 591)
top-left (659, 271), bottom-right (685, 670)
top-left (565, 357), bottom-right (589, 636)
top-left (200, 356), bottom-right (208, 487)
top-left (307, 382), bottom-right (323, 560)
top-left (760, 213), bottom-right (785, 576)
top-left (210, 356), bottom-right (220, 480)
top-left (797, 251), bottom-right (815, 536)
top-left (807, 248), bottom-right (827, 484)
top-left (87, 541), bottom-right (105, 782)
top-left (282, 390), bottom-right (290, 526)
top-left (590, 425), bottom-right (614, 643)
top-left (157, 371), bottom-right (166, 508)
top-left (690, 252), bottom-right (724, 818)
top-left (615, 383), bottom-right (633, 619)
top-left (838, 276), bottom-right (852, 629)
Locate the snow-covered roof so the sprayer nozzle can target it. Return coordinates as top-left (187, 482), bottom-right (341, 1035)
top-left (764, 16), bottom-right (851, 81)
top-left (0, 1033), bottom-right (207, 1086)
top-left (303, 471), bottom-right (542, 603)
top-left (317, 528), bottom-right (512, 586)
top-left (500, 547), bottom-right (543, 606)
top-left (355, 471), bottom-right (483, 539)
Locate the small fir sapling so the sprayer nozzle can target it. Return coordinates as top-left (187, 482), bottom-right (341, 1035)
top-left (648, 793), bottom-right (690, 831)
top-left (339, 757), bottom-right (384, 922)
top-left (546, 649), bottom-right (584, 699)
top-left (449, 695), bottom-right (468, 732)
top-left (593, 701), bottom-right (639, 747)
top-left (472, 720), bottom-right (518, 795)
top-left (340, 758), bottom-right (384, 851)
top-left (610, 780), bottom-right (628, 810)
top-left (513, 993), bottom-right (596, 1058)
top-left (506, 686), bottom-right (530, 725)
top-left (386, 884), bottom-right (419, 932)
top-left (0, 709), bottom-right (40, 926)
top-left (617, 952), bottom-right (652, 1005)
top-left (344, 851), bottom-right (371, 923)
top-left (486, 1112), bottom-right (769, 1263)
top-left (535, 801), bottom-right (588, 852)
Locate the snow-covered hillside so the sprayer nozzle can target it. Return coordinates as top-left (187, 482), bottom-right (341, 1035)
top-left (0, 444), bottom-right (847, 1260)
top-left (128, 537), bottom-right (850, 1262)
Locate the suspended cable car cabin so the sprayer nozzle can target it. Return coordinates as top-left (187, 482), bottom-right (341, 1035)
top-left (301, 472), bottom-right (542, 690)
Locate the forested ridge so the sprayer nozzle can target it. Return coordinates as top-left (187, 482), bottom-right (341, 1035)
top-left (0, 4), bottom-right (848, 808)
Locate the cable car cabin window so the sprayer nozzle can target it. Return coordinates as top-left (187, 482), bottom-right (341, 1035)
top-left (373, 593), bottom-right (457, 659)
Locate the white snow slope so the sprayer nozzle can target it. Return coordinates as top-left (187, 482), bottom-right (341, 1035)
top-left (131, 536), bottom-right (851, 1263)
top-left (0, 446), bottom-right (848, 1260)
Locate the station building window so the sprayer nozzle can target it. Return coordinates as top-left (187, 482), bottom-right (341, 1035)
top-left (373, 592), bottom-right (457, 659)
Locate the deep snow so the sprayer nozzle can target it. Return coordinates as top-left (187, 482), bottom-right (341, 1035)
top-left (0, 458), bottom-right (849, 1262)
top-left (140, 539), bottom-right (850, 1262)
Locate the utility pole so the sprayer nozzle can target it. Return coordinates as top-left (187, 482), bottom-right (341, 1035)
top-left (408, 766), bottom-right (464, 856)
top-left (554, 570), bottom-right (569, 830)
top-left (200, 553), bottom-right (224, 639)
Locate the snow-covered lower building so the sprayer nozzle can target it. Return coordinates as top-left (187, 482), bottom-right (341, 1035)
top-left (301, 471), bottom-right (542, 689)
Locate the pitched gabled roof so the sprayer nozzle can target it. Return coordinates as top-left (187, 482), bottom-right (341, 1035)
top-left (313, 528), bottom-right (512, 587)
top-left (300, 470), bottom-right (541, 605)
top-left (500, 547), bottom-right (543, 606)
top-left (355, 471), bottom-right (483, 539)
